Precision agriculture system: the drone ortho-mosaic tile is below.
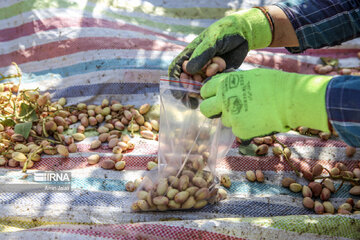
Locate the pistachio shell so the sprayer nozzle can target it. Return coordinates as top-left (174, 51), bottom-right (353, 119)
top-left (68, 143), bottom-right (77, 153)
top-left (302, 170), bottom-right (314, 181)
top-left (320, 188), bottom-right (331, 201)
top-left (181, 196), bottom-right (196, 209)
top-left (221, 174), bottom-right (231, 188)
top-left (72, 133), bottom-right (86, 141)
top-left (110, 153), bottom-right (123, 162)
top-left (153, 196), bottom-right (169, 206)
top-left (140, 130), bottom-right (154, 140)
top-left (312, 164), bottom-right (323, 177)
top-left (303, 197), bottom-right (314, 209)
top-left (56, 145), bottom-right (69, 157)
top-left (137, 191), bottom-right (148, 200)
top-left (115, 160), bottom-right (126, 170)
top-left (322, 179), bottom-right (335, 193)
top-left (179, 175), bottom-right (190, 191)
top-left (255, 144), bottom-right (268, 155)
top-left (147, 161), bottom-right (157, 170)
top-left (281, 177), bottom-right (296, 188)
top-left (339, 203), bottom-right (352, 212)
top-left (302, 185), bottom-right (312, 198)
top-left (309, 182), bottom-right (322, 197)
top-left (174, 191), bottom-right (190, 204)
top-left (156, 179), bottom-right (168, 196)
top-left (101, 159), bottom-right (115, 169)
top-left (12, 152), bottom-right (27, 162)
top-left (349, 186), bottom-right (360, 196)
top-left (323, 201), bottom-right (335, 214)
top-left (246, 171), bottom-right (256, 182)
top-left (166, 188), bottom-right (179, 200)
top-left (194, 188), bottom-right (210, 201)
top-left (125, 181), bottom-right (136, 192)
top-left (330, 167), bottom-right (340, 176)
top-left (194, 200), bottom-right (208, 209)
top-left (169, 176), bottom-right (179, 188)
top-left (168, 200), bottom-right (181, 209)
top-left (14, 144), bottom-right (30, 153)
top-left (185, 186), bottom-right (199, 196)
top-left (90, 140), bottom-right (102, 150)
top-left (345, 146), bottom-right (356, 157)
top-left (87, 154), bottom-right (100, 164)
top-left (314, 201), bottom-right (324, 214)
top-left (192, 176), bottom-right (207, 188)
top-left (255, 170), bottom-right (264, 182)
top-left (289, 183), bottom-right (302, 193)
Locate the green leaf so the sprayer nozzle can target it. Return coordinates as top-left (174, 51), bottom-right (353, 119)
top-left (84, 128), bottom-right (99, 137)
top-left (14, 122), bottom-right (32, 139)
top-left (1, 119), bottom-right (15, 127)
top-left (19, 103), bottom-right (37, 121)
top-left (238, 144), bottom-right (258, 156)
top-left (320, 57), bottom-right (339, 67)
top-left (63, 127), bottom-right (77, 136)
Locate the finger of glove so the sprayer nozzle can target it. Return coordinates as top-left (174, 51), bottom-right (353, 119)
top-left (186, 41), bottom-right (216, 75)
top-left (220, 105), bottom-right (232, 127)
top-left (200, 74), bottom-right (223, 99)
top-left (168, 48), bottom-right (194, 79)
top-left (168, 35), bottom-right (203, 77)
top-left (219, 40), bottom-right (249, 70)
top-left (168, 47), bottom-right (196, 99)
top-left (200, 96), bottom-right (222, 118)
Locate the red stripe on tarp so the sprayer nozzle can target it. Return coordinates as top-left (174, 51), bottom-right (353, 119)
top-left (219, 156), bottom-right (360, 172)
top-left (233, 136), bottom-right (348, 148)
top-left (244, 53), bottom-right (318, 74)
top-left (0, 37), bottom-right (184, 67)
top-left (29, 223), bottom-right (244, 240)
top-left (0, 17), bottom-right (182, 42)
top-left (2, 152), bottom-right (358, 172)
top-left (30, 155), bottom-right (157, 171)
top-left (269, 135), bottom-right (348, 148)
top-left (243, 53), bottom-right (354, 75)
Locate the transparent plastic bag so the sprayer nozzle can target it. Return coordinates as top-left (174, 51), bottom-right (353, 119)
top-left (131, 77), bottom-right (235, 212)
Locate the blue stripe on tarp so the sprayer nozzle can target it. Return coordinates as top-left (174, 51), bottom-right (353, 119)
top-left (1, 58), bottom-right (170, 84)
top-left (46, 82), bottom-right (159, 98)
top-left (0, 191), bottom-right (313, 217)
top-left (32, 58), bottom-right (170, 78)
top-left (197, 200), bottom-right (314, 216)
top-left (228, 181), bottom-right (353, 199)
top-left (0, 175), bottom-right (354, 201)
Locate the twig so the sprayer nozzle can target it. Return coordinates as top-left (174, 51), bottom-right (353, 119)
top-left (272, 135), bottom-right (286, 148)
top-left (335, 180), bottom-right (344, 193)
top-left (281, 149), bottom-right (301, 177)
top-left (272, 135), bottom-right (301, 177)
top-left (31, 135), bottom-right (61, 144)
top-left (314, 175), bottom-right (359, 185)
top-left (324, 167), bottom-right (332, 176)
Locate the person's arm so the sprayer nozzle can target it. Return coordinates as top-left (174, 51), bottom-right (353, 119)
top-left (266, 5), bottom-right (299, 47)
top-left (273, 0), bottom-right (360, 53)
top-left (326, 75), bottom-right (360, 147)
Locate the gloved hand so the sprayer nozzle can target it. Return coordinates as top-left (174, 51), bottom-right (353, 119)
top-left (168, 8), bottom-right (272, 78)
top-left (200, 69), bottom-right (333, 140)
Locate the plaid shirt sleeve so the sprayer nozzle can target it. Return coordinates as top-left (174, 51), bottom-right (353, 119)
top-left (274, 0), bottom-right (360, 53)
top-left (326, 75), bottom-right (360, 147)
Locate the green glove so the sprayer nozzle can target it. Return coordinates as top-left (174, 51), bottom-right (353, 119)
top-left (169, 8), bottom-right (272, 78)
top-left (200, 69), bottom-right (333, 140)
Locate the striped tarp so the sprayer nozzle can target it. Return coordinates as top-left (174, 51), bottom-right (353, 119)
top-left (0, 0), bottom-right (360, 239)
